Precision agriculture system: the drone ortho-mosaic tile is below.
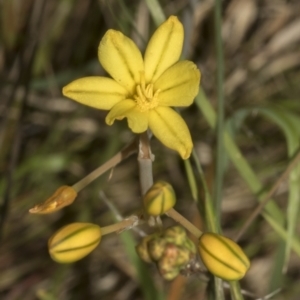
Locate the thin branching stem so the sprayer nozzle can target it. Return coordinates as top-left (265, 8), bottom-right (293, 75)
top-left (100, 215), bottom-right (140, 236)
top-left (213, 0), bottom-right (228, 299)
top-left (213, 0), bottom-right (225, 228)
top-left (72, 138), bottom-right (137, 192)
top-left (235, 150), bottom-right (300, 241)
top-left (165, 208), bottom-right (202, 238)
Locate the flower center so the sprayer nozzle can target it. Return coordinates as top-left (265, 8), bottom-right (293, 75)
top-left (134, 72), bottom-right (160, 112)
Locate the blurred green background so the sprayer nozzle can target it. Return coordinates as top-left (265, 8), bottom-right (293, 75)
top-left (1, 0), bottom-right (300, 299)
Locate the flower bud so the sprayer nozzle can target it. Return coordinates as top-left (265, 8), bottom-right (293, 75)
top-left (143, 181), bottom-right (176, 216)
top-left (183, 238), bottom-right (197, 254)
top-left (135, 234), bottom-right (155, 263)
top-left (157, 252), bottom-right (180, 280)
top-left (135, 226), bottom-right (196, 280)
top-left (174, 247), bottom-right (193, 267)
top-left (198, 232), bottom-right (250, 281)
top-left (157, 244), bottom-right (193, 280)
top-left (48, 223), bottom-right (101, 263)
top-left (159, 267), bottom-right (179, 281)
top-left (163, 226), bottom-right (187, 246)
top-left (29, 186), bottom-right (77, 214)
top-left (148, 238), bottom-right (166, 261)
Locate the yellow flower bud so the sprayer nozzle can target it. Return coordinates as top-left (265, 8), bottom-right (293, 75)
top-left (143, 181), bottom-right (176, 216)
top-left (48, 223), bottom-right (101, 263)
top-left (198, 232), bottom-right (250, 281)
top-left (29, 186), bottom-right (77, 214)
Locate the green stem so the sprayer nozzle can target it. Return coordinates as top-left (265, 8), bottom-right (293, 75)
top-left (192, 150), bottom-right (218, 233)
top-left (229, 281), bottom-right (244, 300)
top-left (235, 150), bottom-right (300, 241)
top-left (144, 0), bottom-right (165, 25)
top-left (214, 0), bottom-right (225, 228)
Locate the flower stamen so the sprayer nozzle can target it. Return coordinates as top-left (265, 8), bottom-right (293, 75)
top-left (134, 72), bottom-right (160, 112)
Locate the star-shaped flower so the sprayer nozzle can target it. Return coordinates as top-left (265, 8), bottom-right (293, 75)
top-left (63, 16), bottom-right (200, 159)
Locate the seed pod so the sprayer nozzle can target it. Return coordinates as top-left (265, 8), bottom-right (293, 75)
top-left (143, 181), bottom-right (176, 216)
top-left (29, 185), bottom-right (77, 214)
top-left (48, 223), bottom-right (101, 263)
top-left (198, 232), bottom-right (250, 281)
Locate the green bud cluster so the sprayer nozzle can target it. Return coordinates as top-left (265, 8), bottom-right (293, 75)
top-left (136, 226), bottom-right (196, 280)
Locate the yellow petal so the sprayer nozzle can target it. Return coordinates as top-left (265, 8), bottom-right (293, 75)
top-left (98, 30), bottom-right (144, 94)
top-left (155, 61), bottom-right (200, 107)
top-left (144, 16), bottom-right (183, 83)
top-left (105, 100), bottom-right (148, 133)
top-left (148, 107), bottom-right (193, 159)
top-left (63, 77), bottom-right (128, 110)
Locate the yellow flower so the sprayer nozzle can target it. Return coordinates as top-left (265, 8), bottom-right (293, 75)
top-left (63, 16), bottom-right (200, 159)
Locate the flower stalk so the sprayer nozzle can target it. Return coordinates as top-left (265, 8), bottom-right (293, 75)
top-left (138, 132), bottom-right (162, 228)
top-left (138, 132), bottom-right (203, 237)
top-left (29, 138), bottom-right (137, 214)
top-left (165, 208), bottom-right (202, 238)
top-left (138, 132), bottom-right (154, 195)
top-left (72, 137), bottom-right (137, 192)
top-left (100, 215), bottom-right (140, 236)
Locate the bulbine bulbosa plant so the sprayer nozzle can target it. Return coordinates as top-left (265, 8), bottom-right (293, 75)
top-left (30, 16), bottom-right (250, 285)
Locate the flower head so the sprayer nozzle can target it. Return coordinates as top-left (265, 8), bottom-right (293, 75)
top-left (63, 16), bottom-right (200, 159)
